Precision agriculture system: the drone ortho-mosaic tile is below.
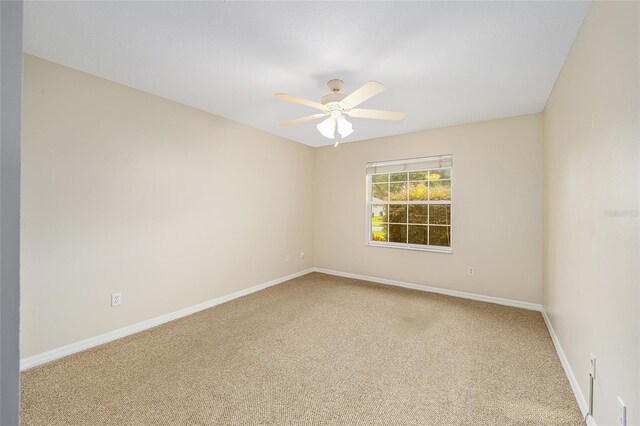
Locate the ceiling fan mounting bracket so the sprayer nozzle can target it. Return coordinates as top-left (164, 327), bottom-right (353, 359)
top-left (326, 79), bottom-right (345, 93)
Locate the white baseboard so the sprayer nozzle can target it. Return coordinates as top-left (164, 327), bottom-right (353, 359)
top-left (541, 308), bottom-right (596, 426)
top-left (20, 268), bottom-right (314, 371)
top-left (23, 265), bottom-right (591, 425)
top-left (312, 267), bottom-right (542, 311)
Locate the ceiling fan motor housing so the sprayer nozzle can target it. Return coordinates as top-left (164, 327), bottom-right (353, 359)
top-left (321, 93), bottom-right (346, 105)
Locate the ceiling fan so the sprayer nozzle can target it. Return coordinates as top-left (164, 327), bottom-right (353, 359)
top-left (274, 79), bottom-right (405, 146)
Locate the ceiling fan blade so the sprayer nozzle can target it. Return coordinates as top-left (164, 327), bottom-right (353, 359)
top-left (347, 109), bottom-right (405, 121)
top-left (274, 93), bottom-right (327, 111)
top-left (278, 113), bottom-right (328, 128)
top-left (340, 81), bottom-right (386, 109)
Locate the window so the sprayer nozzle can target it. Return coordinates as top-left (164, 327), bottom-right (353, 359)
top-left (366, 155), bottom-right (452, 253)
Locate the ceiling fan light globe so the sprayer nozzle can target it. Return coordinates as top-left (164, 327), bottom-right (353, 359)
top-left (317, 117), bottom-right (336, 139)
top-left (337, 116), bottom-right (354, 138)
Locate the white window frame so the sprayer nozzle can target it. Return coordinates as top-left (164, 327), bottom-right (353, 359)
top-left (365, 155), bottom-right (453, 254)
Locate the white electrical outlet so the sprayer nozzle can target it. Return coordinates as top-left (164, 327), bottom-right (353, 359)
top-left (617, 397), bottom-right (626, 426)
top-left (468, 267), bottom-right (475, 276)
top-left (285, 255), bottom-right (290, 263)
top-left (590, 354), bottom-right (596, 380)
top-left (111, 293), bottom-right (122, 307)
top-left (300, 252), bottom-right (305, 259)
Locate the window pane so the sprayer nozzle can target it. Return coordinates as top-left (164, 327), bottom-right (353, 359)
top-left (366, 157), bottom-right (452, 252)
top-left (389, 183), bottom-right (407, 201)
top-left (429, 225), bottom-right (450, 246)
top-left (372, 173), bottom-right (388, 183)
top-left (389, 224), bottom-right (407, 243)
top-left (371, 223), bottom-right (387, 242)
top-left (408, 205), bottom-right (428, 224)
top-left (408, 225), bottom-right (428, 245)
top-left (429, 180), bottom-right (451, 200)
top-left (372, 183), bottom-right (389, 202)
top-left (429, 205), bottom-right (450, 225)
top-left (371, 204), bottom-right (387, 223)
top-left (408, 181), bottom-right (428, 201)
top-left (428, 169), bottom-right (451, 180)
top-left (409, 171), bottom-right (429, 180)
top-left (388, 205), bottom-right (407, 223)
top-left (390, 172), bottom-right (408, 182)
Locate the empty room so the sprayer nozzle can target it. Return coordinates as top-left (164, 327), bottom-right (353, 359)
top-left (0, 1), bottom-right (638, 425)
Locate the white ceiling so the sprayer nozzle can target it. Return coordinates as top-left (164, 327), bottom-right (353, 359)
top-left (24, 1), bottom-right (590, 147)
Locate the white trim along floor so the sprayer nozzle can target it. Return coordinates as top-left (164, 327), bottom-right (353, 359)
top-left (20, 267), bottom-right (593, 425)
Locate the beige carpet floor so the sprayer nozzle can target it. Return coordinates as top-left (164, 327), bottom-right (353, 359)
top-left (21, 272), bottom-right (584, 425)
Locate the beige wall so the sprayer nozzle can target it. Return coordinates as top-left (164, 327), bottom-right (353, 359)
top-left (22, 57), bottom-right (544, 361)
top-left (21, 55), bottom-right (314, 357)
top-left (313, 114), bottom-right (543, 304)
top-left (542, 2), bottom-right (639, 425)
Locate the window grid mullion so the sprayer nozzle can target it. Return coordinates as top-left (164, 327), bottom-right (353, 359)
top-left (368, 162), bottom-right (451, 250)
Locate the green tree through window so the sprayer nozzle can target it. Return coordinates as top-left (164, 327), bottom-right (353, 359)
top-left (367, 156), bottom-right (452, 251)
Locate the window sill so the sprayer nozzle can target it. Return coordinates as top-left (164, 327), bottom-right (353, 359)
top-left (366, 242), bottom-right (453, 254)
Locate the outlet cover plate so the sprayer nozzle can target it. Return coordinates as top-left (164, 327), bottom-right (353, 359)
top-left (111, 293), bottom-right (122, 307)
